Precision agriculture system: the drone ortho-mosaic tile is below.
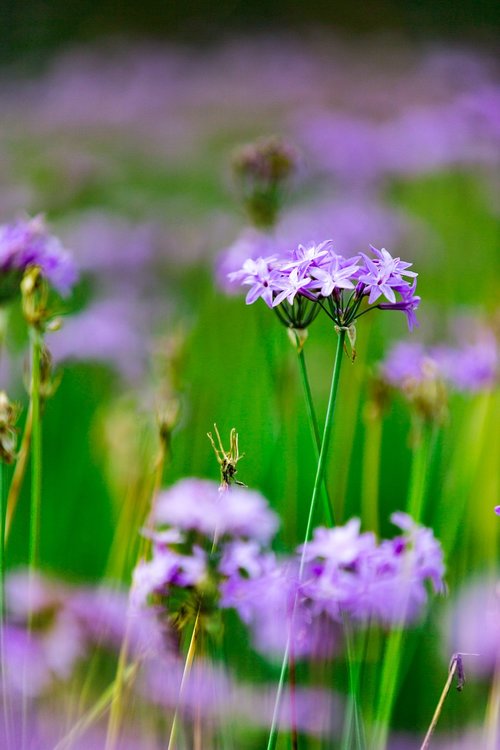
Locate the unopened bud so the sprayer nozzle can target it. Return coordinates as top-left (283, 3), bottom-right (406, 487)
top-left (232, 136), bottom-right (299, 228)
top-left (0, 391), bottom-right (20, 464)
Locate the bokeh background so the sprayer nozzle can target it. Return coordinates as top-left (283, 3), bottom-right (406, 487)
top-left (0, 1), bottom-right (498, 747)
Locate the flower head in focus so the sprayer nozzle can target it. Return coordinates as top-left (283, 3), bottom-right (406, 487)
top-left (229, 241), bottom-right (420, 341)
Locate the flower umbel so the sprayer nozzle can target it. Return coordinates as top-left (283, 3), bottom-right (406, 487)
top-left (230, 241), bottom-right (420, 334)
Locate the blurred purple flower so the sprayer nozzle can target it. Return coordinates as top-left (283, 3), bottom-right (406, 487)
top-left (300, 512), bottom-right (445, 626)
top-left (50, 297), bottom-right (151, 382)
top-left (0, 215), bottom-right (77, 296)
top-left (3, 569), bottom-right (86, 697)
top-left (431, 332), bottom-right (498, 392)
top-left (381, 341), bottom-right (437, 386)
top-left (382, 328), bottom-right (498, 393)
top-left (153, 478), bottom-right (279, 544)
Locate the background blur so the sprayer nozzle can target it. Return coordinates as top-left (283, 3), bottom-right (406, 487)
top-left (0, 1), bottom-right (498, 746)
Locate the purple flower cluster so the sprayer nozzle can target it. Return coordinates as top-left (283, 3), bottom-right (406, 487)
top-left (132, 480), bottom-right (444, 662)
top-left (0, 215), bottom-right (77, 297)
top-left (300, 513), bottom-right (445, 626)
top-left (131, 478), bottom-right (279, 610)
top-left (220, 513), bottom-right (445, 660)
top-left (2, 569), bottom-right (162, 698)
top-left (229, 241), bottom-right (420, 331)
top-left (381, 331), bottom-right (498, 393)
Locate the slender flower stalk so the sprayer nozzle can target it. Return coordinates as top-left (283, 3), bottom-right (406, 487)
top-left (105, 417), bottom-right (174, 750)
top-left (266, 328), bottom-right (346, 750)
top-left (407, 418), bottom-right (440, 524)
top-left (361, 410), bottom-right (382, 535)
top-left (5, 404), bottom-right (32, 542)
top-left (341, 620), bottom-right (366, 750)
top-left (420, 654), bottom-right (465, 750)
top-left (372, 423), bottom-right (440, 750)
top-left (296, 344), bottom-right (334, 525)
top-left (28, 326), bottom-right (42, 577)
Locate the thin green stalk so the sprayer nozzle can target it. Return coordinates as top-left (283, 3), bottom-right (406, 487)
top-left (300, 329), bottom-right (346, 568)
top-left (266, 329), bottom-right (346, 750)
top-left (361, 412), bottom-right (382, 535)
top-left (0, 461), bottom-right (5, 618)
top-left (53, 664), bottom-right (139, 750)
top-left (28, 327), bottom-right (42, 576)
top-left (372, 420), bottom-right (439, 749)
top-left (5, 404), bottom-right (32, 543)
top-left (407, 420), bottom-right (438, 524)
top-left (297, 348), bottom-right (334, 525)
top-left (341, 622), bottom-right (366, 750)
top-left (167, 609), bottom-right (202, 750)
top-left (0, 460), bottom-right (12, 750)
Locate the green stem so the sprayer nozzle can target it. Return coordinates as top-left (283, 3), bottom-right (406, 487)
top-left (28, 327), bottom-right (42, 575)
top-left (361, 411), bottom-right (382, 534)
top-left (266, 329), bottom-right (346, 750)
top-left (372, 419), bottom-right (439, 749)
top-left (300, 329), bottom-right (346, 566)
top-left (297, 348), bottom-right (334, 525)
top-left (0, 461), bottom-right (4, 618)
top-left (341, 620), bottom-right (366, 750)
top-left (407, 420), bottom-right (438, 524)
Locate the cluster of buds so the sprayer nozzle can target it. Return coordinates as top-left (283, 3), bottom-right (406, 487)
top-left (232, 136), bottom-right (299, 229)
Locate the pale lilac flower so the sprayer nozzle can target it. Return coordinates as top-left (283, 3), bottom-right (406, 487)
top-left (216, 227), bottom-right (277, 293)
top-left (228, 256), bottom-right (278, 307)
top-left (3, 569), bottom-right (86, 696)
top-left (131, 547), bottom-right (207, 608)
top-left (358, 245), bottom-right (417, 305)
top-left (230, 239), bottom-right (420, 331)
top-left (221, 557), bottom-right (338, 660)
top-left (0, 215), bottom-right (77, 296)
top-left (378, 278), bottom-right (421, 331)
top-left (381, 342), bottom-right (436, 386)
top-left (271, 267), bottom-right (314, 307)
top-left (309, 255), bottom-right (359, 297)
top-left (219, 539), bottom-right (272, 578)
top-left (153, 478), bottom-right (279, 544)
top-left (282, 240), bottom-right (333, 272)
top-left (495, 506), bottom-right (500, 516)
top-left (431, 333), bottom-right (498, 392)
top-left (300, 513), bottom-right (445, 626)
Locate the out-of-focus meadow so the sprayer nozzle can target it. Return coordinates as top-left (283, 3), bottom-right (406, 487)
top-left (0, 16), bottom-right (498, 750)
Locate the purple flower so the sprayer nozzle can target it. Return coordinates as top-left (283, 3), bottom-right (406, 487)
top-left (358, 245), bottom-right (417, 306)
top-left (378, 279), bottom-right (421, 331)
top-left (228, 256), bottom-right (278, 307)
top-left (3, 569), bottom-right (87, 696)
top-left (299, 513), bottom-right (445, 627)
top-left (216, 228), bottom-right (277, 293)
top-left (221, 556), bottom-right (339, 660)
top-left (495, 506), bottom-right (500, 515)
top-left (309, 254), bottom-right (359, 297)
top-left (431, 332), bottom-right (498, 392)
top-left (0, 215), bottom-right (77, 296)
top-left (153, 478), bottom-right (279, 544)
top-left (131, 547), bottom-right (207, 607)
top-left (381, 342), bottom-right (437, 387)
top-left (229, 238), bottom-right (420, 332)
top-left (271, 267), bottom-right (315, 307)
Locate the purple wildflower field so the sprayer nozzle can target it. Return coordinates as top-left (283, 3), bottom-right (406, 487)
top-left (0, 15), bottom-right (497, 750)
